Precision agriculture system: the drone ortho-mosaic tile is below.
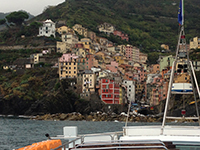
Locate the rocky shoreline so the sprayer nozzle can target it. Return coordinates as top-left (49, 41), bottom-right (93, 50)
top-left (1, 111), bottom-right (196, 123)
top-left (33, 111), bottom-right (162, 122)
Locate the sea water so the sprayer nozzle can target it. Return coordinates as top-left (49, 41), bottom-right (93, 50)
top-left (0, 116), bottom-right (198, 150)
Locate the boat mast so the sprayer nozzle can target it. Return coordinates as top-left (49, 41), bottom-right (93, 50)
top-left (161, 0), bottom-right (200, 134)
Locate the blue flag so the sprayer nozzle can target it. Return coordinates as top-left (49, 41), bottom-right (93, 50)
top-left (178, 0), bottom-right (183, 25)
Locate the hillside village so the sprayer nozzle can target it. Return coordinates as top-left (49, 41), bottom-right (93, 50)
top-left (2, 18), bottom-right (200, 113)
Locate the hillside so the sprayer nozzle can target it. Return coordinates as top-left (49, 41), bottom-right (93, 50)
top-left (30, 0), bottom-right (200, 52)
top-left (0, 66), bottom-right (111, 116)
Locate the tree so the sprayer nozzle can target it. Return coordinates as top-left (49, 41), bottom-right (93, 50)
top-left (6, 11), bottom-right (29, 26)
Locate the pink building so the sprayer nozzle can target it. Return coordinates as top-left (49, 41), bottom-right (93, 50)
top-left (59, 54), bottom-right (79, 62)
top-left (106, 61), bottom-right (118, 73)
top-left (113, 30), bottom-right (129, 41)
top-left (125, 45), bottom-right (133, 61)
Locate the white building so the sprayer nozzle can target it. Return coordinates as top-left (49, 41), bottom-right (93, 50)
top-left (38, 19), bottom-right (56, 37)
top-left (122, 80), bottom-right (135, 102)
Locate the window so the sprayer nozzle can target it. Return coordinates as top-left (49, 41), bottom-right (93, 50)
top-left (69, 71), bottom-right (71, 73)
top-left (66, 67), bottom-right (68, 69)
top-left (129, 89), bottom-right (131, 92)
top-left (74, 67), bottom-right (76, 69)
top-left (74, 62), bottom-right (76, 65)
top-left (74, 71), bottom-right (76, 73)
top-left (66, 71), bottom-right (68, 73)
top-left (69, 67), bottom-right (71, 69)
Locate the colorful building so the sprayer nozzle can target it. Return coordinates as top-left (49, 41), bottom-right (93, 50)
top-left (99, 78), bottom-right (122, 104)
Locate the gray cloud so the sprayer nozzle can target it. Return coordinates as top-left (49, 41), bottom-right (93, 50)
top-left (0, 0), bottom-right (65, 16)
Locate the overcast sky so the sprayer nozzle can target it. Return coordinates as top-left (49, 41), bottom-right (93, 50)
top-left (0, 0), bottom-right (65, 16)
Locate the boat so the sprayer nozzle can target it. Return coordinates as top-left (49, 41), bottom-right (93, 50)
top-left (15, 0), bottom-right (200, 149)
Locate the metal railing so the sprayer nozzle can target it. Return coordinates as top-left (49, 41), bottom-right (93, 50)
top-left (51, 131), bottom-right (123, 150)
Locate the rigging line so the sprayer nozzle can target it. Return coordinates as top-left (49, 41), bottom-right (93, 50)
top-left (125, 101), bottom-right (131, 127)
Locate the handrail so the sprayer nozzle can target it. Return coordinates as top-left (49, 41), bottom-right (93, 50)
top-left (52, 137), bottom-right (81, 150)
top-left (51, 131), bottom-right (123, 150)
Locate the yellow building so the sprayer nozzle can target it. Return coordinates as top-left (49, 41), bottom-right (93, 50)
top-left (139, 52), bottom-right (148, 64)
top-left (72, 24), bottom-right (88, 37)
top-left (113, 53), bottom-right (129, 65)
top-left (99, 70), bottom-right (109, 78)
top-left (174, 73), bottom-right (190, 83)
top-left (82, 70), bottom-right (96, 94)
top-left (119, 87), bottom-right (123, 104)
top-left (56, 41), bottom-right (68, 53)
top-left (161, 44), bottom-right (169, 50)
top-left (80, 38), bottom-right (91, 49)
top-left (190, 37), bottom-right (200, 49)
top-left (56, 25), bottom-right (74, 34)
top-left (75, 48), bottom-right (86, 58)
top-left (30, 53), bottom-right (43, 64)
top-left (59, 59), bottom-right (78, 79)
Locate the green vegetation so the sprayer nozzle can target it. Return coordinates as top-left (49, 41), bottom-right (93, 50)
top-left (6, 11), bottom-right (29, 26)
